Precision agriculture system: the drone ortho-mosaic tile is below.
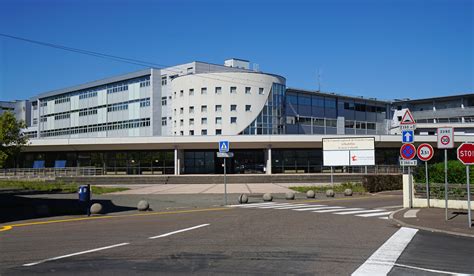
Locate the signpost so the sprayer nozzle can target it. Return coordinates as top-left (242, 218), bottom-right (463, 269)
top-left (457, 143), bottom-right (474, 228)
top-left (218, 141), bottom-right (230, 205)
top-left (399, 110), bottom-right (417, 209)
top-left (418, 143), bottom-right (434, 207)
top-left (400, 143), bottom-right (417, 208)
top-left (438, 127), bottom-right (454, 220)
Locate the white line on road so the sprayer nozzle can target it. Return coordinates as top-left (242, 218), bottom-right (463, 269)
top-left (272, 204), bottom-right (315, 209)
top-left (306, 206), bottom-right (344, 212)
top-left (334, 209), bottom-right (385, 215)
top-left (23, 242), bottom-right (130, 267)
top-left (292, 205), bottom-right (329, 211)
top-left (356, 211), bottom-right (392, 218)
top-left (313, 208), bottom-right (362, 213)
top-left (394, 263), bottom-right (472, 275)
top-left (351, 227), bottom-right (418, 276)
top-left (228, 202), bottom-right (275, 207)
top-left (256, 203), bottom-right (294, 208)
top-left (149, 224), bottom-right (210, 239)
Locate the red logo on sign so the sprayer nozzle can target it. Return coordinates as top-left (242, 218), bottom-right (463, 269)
top-left (457, 143), bottom-right (474, 165)
top-left (417, 143), bottom-right (434, 162)
top-left (352, 155), bottom-right (357, 162)
top-left (440, 135), bottom-right (450, 145)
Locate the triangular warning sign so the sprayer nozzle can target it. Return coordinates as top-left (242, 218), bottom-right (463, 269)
top-left (400, 109), bottom-right (416, 125)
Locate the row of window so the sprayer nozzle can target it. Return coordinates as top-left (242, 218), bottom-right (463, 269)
top-left (40, 118), bottom-right (151, 137)
top-left (286, 116), bottom-right (338, 127)
top-left (79, 109), bottom-right (98, 117)
top-left (175, 87), bottom-right (265, 98)
top-left (173, 116), bottom-right (238, 127)
top-left (175, 129), bottom-right (222, 136)
top-left (55, 114), bottom-right (70, 120)
top-left (107, 83), bottom-right (129, 94)
top-left (79, 91), bottom-right (98, 100)
top-left (54, 97), bottom-right (70, 105)
top-left (173, 104), bottom-right (251, 114)
top-left (344, 102), bottom-right (386, 113)
top-left (345, 120), bottom-right (376, 130)
top-left (139, 79), bottom-right (150, 87)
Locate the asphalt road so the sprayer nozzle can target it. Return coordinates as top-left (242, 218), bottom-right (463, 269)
top-left (1, 194), bottom-right (473, 275)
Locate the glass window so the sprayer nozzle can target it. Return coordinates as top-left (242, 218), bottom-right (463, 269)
top-left (230, 104), bottom-right (237, 111)
top-left (215, 87), bottom-right (222, 94)
top-left (180, 107), bottom-right (183, 114)
top-left (215, 105), bottom-right (222, 112)
top-left (201, 87), bottom-right (207, 94)
top-left (231, 117), bottom-right (237, 124)
top-left (259, 88), bottom-right (264, 95)
top-left (180, 119), bottom-right (184, 126)
top-left (245, 87), bottom-right (251, 94)
top-left (325, 98), bottom-right (336, 109)
top-left (161, 76), bottom-right (167, 86)
top-left (189, 118), bottom-right (194, 125)
top-left (216, 129), bottom-right (222, 135)
top-left (201, 105), bottom-right (207, 112)
top-left (180, 90), bottom-right (184, 97)
top-left (201, 118), bottom-right (207, 125)
top-left (287, 95), bottom-right (298, 105)
top-left (189, 106), bottom-right (194, 113)
top-left (215, 117), bottom-right (222, 124)
top-left (189, 89), bottom-right (194, 96)
top-left (299, 95), bottom-right (311, 105)
top-left (189, 130), bottom-right (194, 135)
top-left (201, 129), bottom-right (207, 135)
top-left (230, 86), bottom-right (237, 94)
top-left (245, 105), bottom-right (251, 111)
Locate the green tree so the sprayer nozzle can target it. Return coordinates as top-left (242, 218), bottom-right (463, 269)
top-left (0, 111), bottom-right (28, 168)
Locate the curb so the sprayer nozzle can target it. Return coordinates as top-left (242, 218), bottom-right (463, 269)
top-left (389, 208), bottom-right (474, 239)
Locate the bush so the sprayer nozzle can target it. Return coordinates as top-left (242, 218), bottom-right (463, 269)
top-left (290, 182), bottom-right (366, 193)
top-left (362, 175), bottom-right (402, 193)
top-left (414, 160), bottom-right (473, 184)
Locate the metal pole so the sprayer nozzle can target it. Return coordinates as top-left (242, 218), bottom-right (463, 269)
top-left (408, 166), bottom-right (412, 209)
top-left (425, 161), bottom-right (430, 208)
top-left (467, 165), bottom-right (471, 228)
top-left (445, 149), bottom-right (448, 221)
top-left (224, 158), bottom-right (227, 206)
top-left (330, 166), bottom-right (334, 187)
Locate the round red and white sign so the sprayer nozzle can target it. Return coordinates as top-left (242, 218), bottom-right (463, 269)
top-left (440, 135), bottom-right (450, 145)
top-left (417, 143), bottom-right (434, 162)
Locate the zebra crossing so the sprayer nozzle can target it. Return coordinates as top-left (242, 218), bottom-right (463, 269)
top-left (228, 202), bottom-right (391, 220)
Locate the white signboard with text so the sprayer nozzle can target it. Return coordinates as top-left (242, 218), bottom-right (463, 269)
top-left (323, 137), bottom-right (375, 166)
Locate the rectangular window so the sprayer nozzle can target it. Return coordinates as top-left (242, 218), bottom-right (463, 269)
top-left (216, 129), bottom-right (222, 135)
top-left (189, 106), bottom-right (194, 113)
top-left (201, 118), bottom-right (207, 125)
top-left (161, 117), bottom-right (167, 126)
top-left (245, 105), bottom-right (251, 111)
top-left (201, 129), bottom-right (207, 135)
top-left (230, 86), bottom-right (237, 94)
top-left (180, 119), bottom-right (184, 126)
top-left (180, 107), bottom-right (184, 114)
top-left (201, 87), bottom-right (207, 94)
top-left (215, 117), bottom-right (222, 124)
top-left (201, 105), bottom-right (207, 112)
top-left (180, 131), bottom-right (184, 136)
top-left (161, 76), bottom-right (167, 86)
top-left (189, 89), bottom-right (194, 96)
top-left (33, 118), bottom-right (38, 125)
top-left (161, 97), bottom-right (167, 106)
top-left (215, 105), bottom-right (222, 112)
top-left (230, 104), bottom-right (237, 111)
top-left (230, 117), bottom-right (237, 124)
top-left (189, 118), bottom-right (194, 125)
top-left (187, 67), bottom-right (193, 73)
top-left (189, 130), bottom-right (194, 135)
top-left (245, 87), bottom-right (251, 94)
top-left (259, 88), bottom-right (264, 95)
top-left (180, 90), bottom-right (184, 97)
top-left (215, 87), bottom-right (222, 94)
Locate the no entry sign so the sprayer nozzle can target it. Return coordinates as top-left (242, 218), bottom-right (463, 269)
top-left (417, 143), bottom-right (434, 162)
top-left (457, 143), bottom-right (474, 165)
top-left (400, 144), bottom-right (416, 160)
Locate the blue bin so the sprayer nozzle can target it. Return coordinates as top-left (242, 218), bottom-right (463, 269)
top-left (78, 185), bottom-right (91, 202)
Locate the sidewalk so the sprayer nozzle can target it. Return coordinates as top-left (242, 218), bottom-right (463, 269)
top-left (391, 207), bottom-right (474, 238)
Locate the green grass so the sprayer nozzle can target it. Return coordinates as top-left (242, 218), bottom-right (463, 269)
top-left (289, 182), bottom-right (366, 193)
top-left (0, 180), bottom-right (129, 194)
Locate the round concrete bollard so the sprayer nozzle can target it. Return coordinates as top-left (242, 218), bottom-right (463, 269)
top-left (344, 188), bottom-right (353, 196)
top-left (137, 200), bottom-right (150, 211)
top-left (262, 193), bottom-right (273, 202)
top-left (306, 190), bottom-right (315, 198)
top-left (326, 189), bottom-right (335, 197)
top-left (90, 203), bottom-right (103, 214)
top-left (285, 192), bottom-right (295, 200)
top-left (36, 204), bottom-right (50, 216)
top-left (238, 194), bottom-right (249, 204)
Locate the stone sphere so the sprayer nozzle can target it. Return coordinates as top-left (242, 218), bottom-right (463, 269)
top-left (326, 189), bottom-right (335, 197)
top-left (137, 200), bottom-right (150, 211)
top-left (90, 203), bottom-right (103, 214)
top-left (306, 190), bottom-right (315, 198)
top-left (344, 188), bottom-right (353, 196)
top-left (238, 194), bottom-right (249, 204)
top-left (262, 193), bottom-right (273, 202)
top-left (285, 192), bottom-right (295, 200)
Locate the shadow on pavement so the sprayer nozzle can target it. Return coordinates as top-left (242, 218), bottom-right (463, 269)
top-left (0, 191), bottom-right (135, 224)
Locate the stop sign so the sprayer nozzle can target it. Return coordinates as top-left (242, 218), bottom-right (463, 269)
top-left (457, 143), bottom-right (474, 165)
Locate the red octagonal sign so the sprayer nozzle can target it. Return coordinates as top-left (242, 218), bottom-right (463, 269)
top-left (457, 143), bottom-right (474, 165)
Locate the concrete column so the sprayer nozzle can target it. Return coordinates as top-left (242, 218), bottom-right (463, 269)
top-left (174, 147), bottom-right (180, 175)
top-left (265, 145), bottom-right (272, 175)
top-left (336, 116), bottom-right (345, 135)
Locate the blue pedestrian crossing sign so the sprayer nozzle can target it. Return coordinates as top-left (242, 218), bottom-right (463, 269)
top-left (402, 130), bottom-right (414, 143)
top-left (219, 141), bottom-right (230, 153)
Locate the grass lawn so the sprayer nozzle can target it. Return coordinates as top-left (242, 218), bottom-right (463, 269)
top-left (289, 182), bottom-right (366, 193)
top-left (0, 180), bottom-right (129, 195)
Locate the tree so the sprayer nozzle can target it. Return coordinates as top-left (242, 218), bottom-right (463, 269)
top-left (0, 111), bottom-right (28, 168)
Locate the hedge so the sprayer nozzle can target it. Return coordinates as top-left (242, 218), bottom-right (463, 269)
top-left (414, 160), bottom-right (474, 184)
top-left (362, 175), bottom-right (402, 193)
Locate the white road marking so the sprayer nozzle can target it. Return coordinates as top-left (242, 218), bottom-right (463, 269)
top-left (310, 206), bottom-right (345, 212)
top-left (292, 205), bottom-right (330, 211)
top-left (272, 204), bottom-right (314, 209)
top-left (356, 211), bottom-right (392, 218)
top-left (378, 217), bottom-right (389, 220)
top-left (403, 209), bottom-right (420, 218)
top-left (351, 227), bottom-right (418, 276)
top-left (149, 224), bottom-right (210, 239)
top-left (334, 209), bottom-right (385, 215)
top-left (313, 208), bottom-right (362, 213)
top-left (23, 242), bottom-right (130, 267)
top-left (256, 203), bottom-right (294, 208)
top-left (228, 202), bottom-right (275, 207)
top-left (394, 263), bottom-right (472, 275)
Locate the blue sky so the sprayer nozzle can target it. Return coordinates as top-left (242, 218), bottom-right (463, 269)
top-left (0, 0), bottom-right (472, 101)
